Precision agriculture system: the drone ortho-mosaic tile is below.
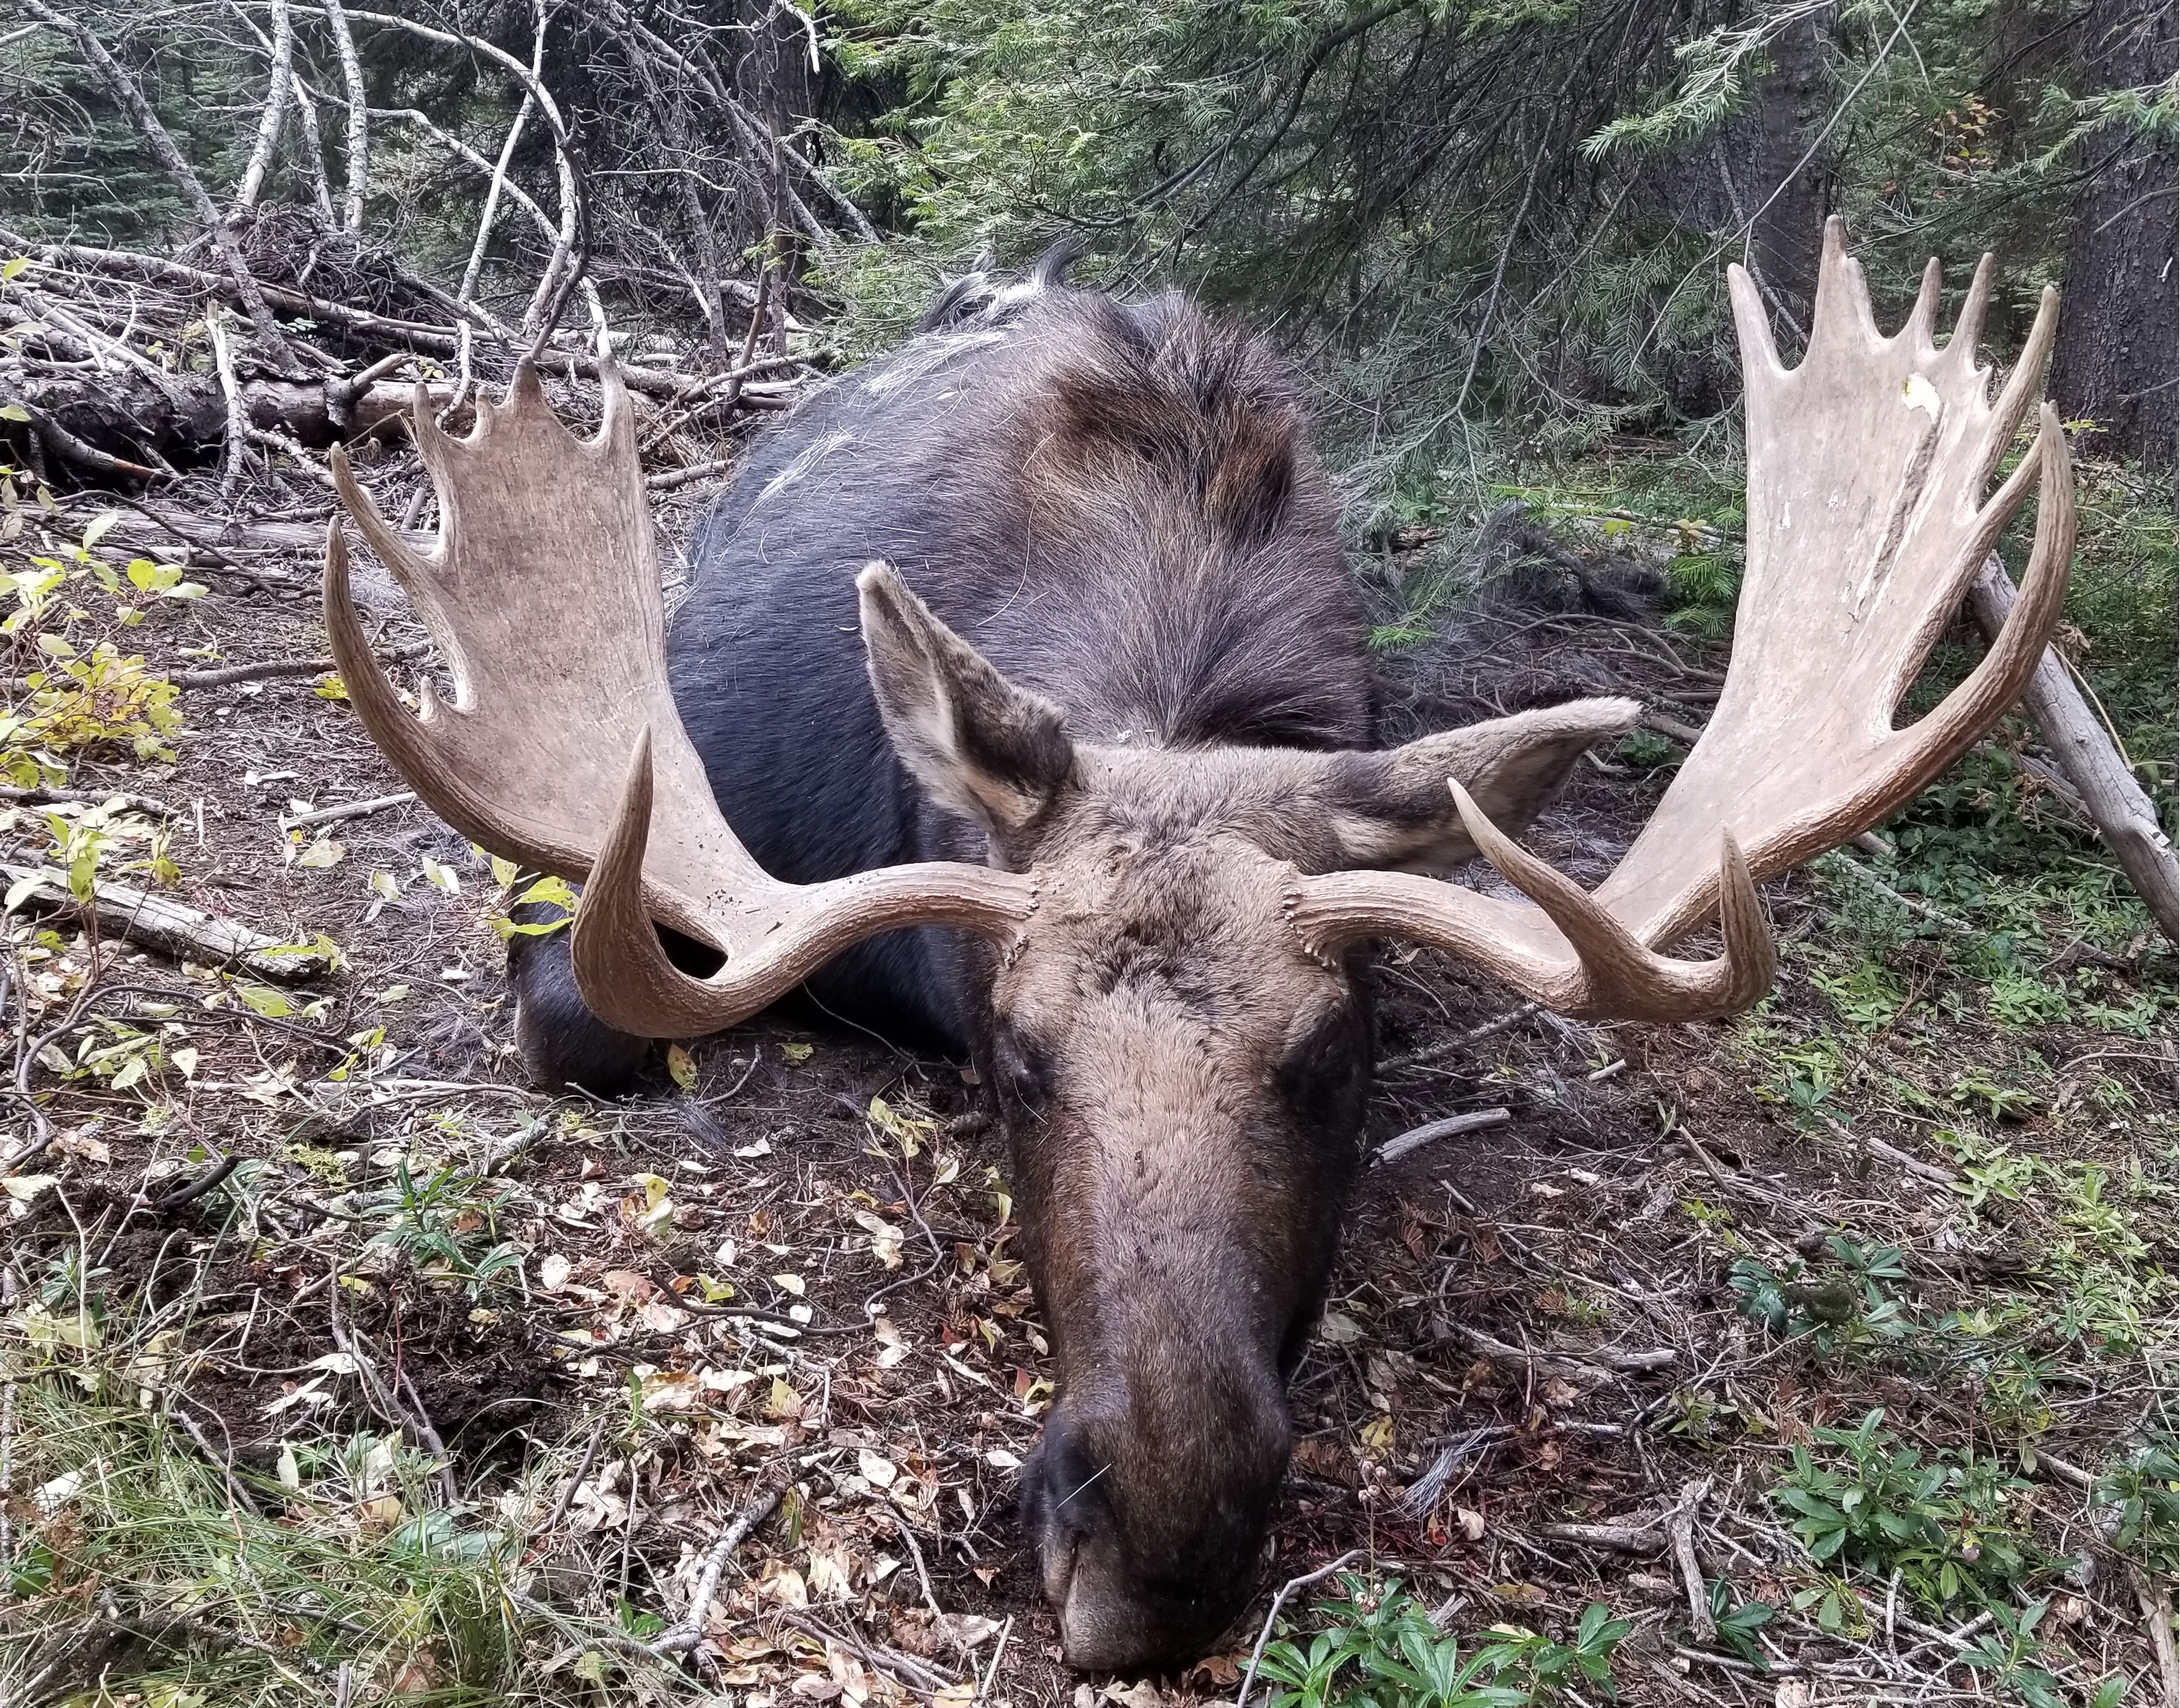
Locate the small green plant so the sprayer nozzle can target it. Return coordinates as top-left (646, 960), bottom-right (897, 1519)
top-left (1774, 1408), bottom-right (2038, 1614)
top-left (358, 1160), bottom-right (526, 1298)
top-left (1729, 1235), bottom-right (1913, 1355)
top-left (2090, 1433), bottom-right (2179, 1576)
top-left (1253, 1575), bottom-right (1631, 1708)
top-left (1704, 1580), bottom-right (1775, 1665)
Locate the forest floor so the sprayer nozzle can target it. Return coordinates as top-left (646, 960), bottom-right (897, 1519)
top-left (0, 421), bottom-right (2172, 1708)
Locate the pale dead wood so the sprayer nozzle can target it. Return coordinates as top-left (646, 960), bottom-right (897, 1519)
top-left (232, 0), bottom-right (295, 211)
top-left (1968, 553), bottom-right (2179, 942)
top-left (1, 862), bottom-right (334, 980)
top-left (2130, 1565), bottom-right (2180, 1708)
top-left (1370, 1106), bottom-right (1512, 1167)
top-left (1667, 1477), bottom-right (1716, 1643)
top-left (1448, 1322), bottom-right (1677, 1376)
top-left (1823, 1115), bottom-right (1959, 1185)
top-left (319, 0), bottom-right (369, 232)
top-left (280, 791), bottom-right (416, 830)
top-left (0, 782), bottom-right (177, 818)
top-left (1536, 1519), bottom-right (1665, 1552)
top-left (1235, 1549), bottom-right (1363, 1708)
top-left (649, 1479), bottom-right (786, 1655)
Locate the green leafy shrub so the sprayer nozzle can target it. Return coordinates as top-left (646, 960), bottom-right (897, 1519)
top-left (1774, 1408), bottom-right (2039, 1612)
top-left (1253, 1575), bottom-right (1630, 1708)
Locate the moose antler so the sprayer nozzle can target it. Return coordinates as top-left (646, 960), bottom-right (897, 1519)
top-left (324, 361), bottom-right (1034, 1036)
top-left (1289, 218), bottom-right (2075, 1017)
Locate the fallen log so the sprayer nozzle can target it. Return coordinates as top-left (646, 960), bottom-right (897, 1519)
top-left (1, 862), bottom-right (334, 980)
top-left (1968, 554), bottom-right (2178, 943)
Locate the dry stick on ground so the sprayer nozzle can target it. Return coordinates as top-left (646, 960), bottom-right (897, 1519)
top-left (19, 0), bottom-right (300, 376)
top-left (775, 1609), bottom-right (950, 1695)
top-left (17, 402), bottom-right (159, 482)
top-left (540, 1417), bottom-right (608, 1536)
top-left (1236, 1549), bottom-right (1365, 1708)
top-left (2128, 1565), bottom-right (2180, 1708)
top-left (0, 782), bottom-right (177, 818)
top-left (1370, 1106), bottom-right (1511, 1167)
top-left (1667, 1477), bottom-right (1716, 1645)
top-left (1536, 1518), bottom-right (1664, 1552)
top-left (1968, 553), bottom-right (2179, 942)
top-left (890, 1510), bottom-right (944, 1621)
top-left (1448, 1322), bottom-right (1677, 1376)
top-left (1820, 1114), bottom-right (1958, 1185)
top-left (1379, 1001), bottom-right (1542, 1073)
top-left (169, 1401), bottom-right (264, 1515)
top-left (281, 791), bottom-right (416, 830)
top-left (0, 862), bottom-right (335, 980)
top-left (649, 1479), bottom-right (787, 1656)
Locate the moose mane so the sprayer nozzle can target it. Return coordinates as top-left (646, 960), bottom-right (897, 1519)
top-left (704, 273), bottom-right (1373, 754)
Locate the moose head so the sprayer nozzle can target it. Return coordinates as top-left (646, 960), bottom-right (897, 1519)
top-left (324, 223), bottom-right (2072, 1667)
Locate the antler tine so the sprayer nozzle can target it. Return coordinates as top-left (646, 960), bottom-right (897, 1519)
top-left (324, 515), bottom-right (451, 811)
top-left (1809, 216), bottom-right (1882, 352)
top-left (1725, 264), bottom-right (1786, 380)
top-left (1887, 401), bottom-right (2075, 779)
top-left (1448, 782), bottom-right (1773, 1019)
top-left (570, 727), bottom-right (1041, 1037)
top-left (1980, 285), bottom-right (2061, 485)
top-left (570, 726), bottom-right (748, 1036)
top-left (1904, 256), bottom-right (1943, 350)
top-left (1949, 251), bottom-right (1998, 368)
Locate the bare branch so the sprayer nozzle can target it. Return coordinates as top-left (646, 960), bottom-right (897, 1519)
top-left (18, 0), bottom-right (303, 375)
top-left (234, 0), bottom-right (295, 211)
top-left (319, 0), bottom-right (369, 231)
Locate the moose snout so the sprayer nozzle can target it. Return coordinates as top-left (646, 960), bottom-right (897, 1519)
top-left (1022, 1387), bottom-right (1289, 1671)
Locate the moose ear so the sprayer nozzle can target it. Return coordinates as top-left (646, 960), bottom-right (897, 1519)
top-left (857, 563), bottom-right (1076, 839)
top-left (1320, 699), bottom-right (1641, 872)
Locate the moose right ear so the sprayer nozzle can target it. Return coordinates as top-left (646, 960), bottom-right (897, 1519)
top-left (857, 563), bottom-right (1077, 841)
top-left (1319, 698), bottom-right (1641, 872)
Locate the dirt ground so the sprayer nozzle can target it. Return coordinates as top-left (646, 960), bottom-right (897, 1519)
top-left (1, 441), bottom-right (2172, 1707)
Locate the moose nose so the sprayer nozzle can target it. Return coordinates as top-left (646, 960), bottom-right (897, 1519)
top-left (1024, 1399), bottom-right (1276, 1671)
top-left (1056, 1544), bottom-right (1245, 1672)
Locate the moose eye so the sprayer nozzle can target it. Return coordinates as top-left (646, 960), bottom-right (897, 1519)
top-left (1277, 1004), bottom-right (1365, 1104)
top-left (992, 1027), bottom-right (1054, 1106)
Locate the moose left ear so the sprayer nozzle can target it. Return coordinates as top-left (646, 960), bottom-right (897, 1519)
top-left (858, 562), bottom-right (1078, 841)
top-left (1319, 698), bottom-right (1641, 872)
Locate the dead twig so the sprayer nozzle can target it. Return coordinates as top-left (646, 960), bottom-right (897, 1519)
top-left (1371, 1107), bottom-right (1512, 1167)
top-left (650, 1480), bottom-right (786, 1655)
top-left (1236, 1549), bottom-right (1364, 1708)
top-left (2133, 1565), bottom-right (2180, 1708)
top-left (0, 862), bottom-right (334, 980)
top-left (1667, 1477), bottom-right (1716, 1644)
top-left (0, 782), bottom-right (177, 818)
top-left (280, 791), bottom-right (417, 830)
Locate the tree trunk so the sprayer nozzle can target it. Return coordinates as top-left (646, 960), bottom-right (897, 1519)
top-left (2050, 0), bottom-right (2178, 467)
top-left (1742, 7), bottom-right (1838, 328)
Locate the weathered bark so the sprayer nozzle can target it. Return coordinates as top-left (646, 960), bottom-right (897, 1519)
top-left (1742, 7), bottom-right (1837, 327)
top-left (2050, 0), bottom-right (2178, 467)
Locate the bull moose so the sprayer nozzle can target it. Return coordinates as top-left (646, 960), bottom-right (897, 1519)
top-left (324, 220), bottom-right (2072, 1669)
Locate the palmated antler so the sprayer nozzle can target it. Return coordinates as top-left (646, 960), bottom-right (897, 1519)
top-left (1291, 218), bottom-right (2075, 1018)
top-left (324, 362), bottom-right (1034, 1036)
